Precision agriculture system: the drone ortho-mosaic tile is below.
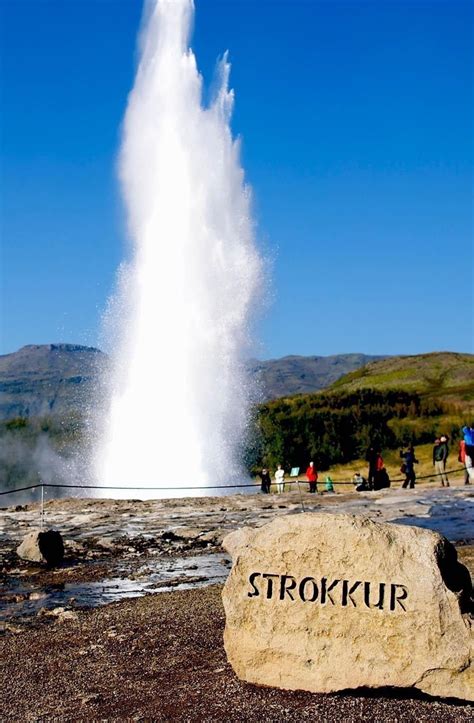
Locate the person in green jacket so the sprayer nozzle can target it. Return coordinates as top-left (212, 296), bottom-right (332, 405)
top-left (325, 476), bottom-right (335, 493)
top-left (433, 435), bottom-right (449, 487)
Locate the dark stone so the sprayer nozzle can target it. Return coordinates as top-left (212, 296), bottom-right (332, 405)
top-left (38, 530), bottom-right (64, 566)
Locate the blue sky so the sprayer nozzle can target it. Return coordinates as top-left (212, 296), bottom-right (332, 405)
top-left (1, 0), bottom-right (472, 358)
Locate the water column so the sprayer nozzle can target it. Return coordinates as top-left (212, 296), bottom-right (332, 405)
top-left (95, 0), bottom-right (262, 498)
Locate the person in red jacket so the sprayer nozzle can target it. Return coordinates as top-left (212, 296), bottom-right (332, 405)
top-left (306, 461), bottom-right (318, 493)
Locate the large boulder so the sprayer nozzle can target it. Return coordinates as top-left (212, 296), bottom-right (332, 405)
top-left (222, 513), bottom-right (473, 701)
top-left (16, 529), bottom-right (64, 566)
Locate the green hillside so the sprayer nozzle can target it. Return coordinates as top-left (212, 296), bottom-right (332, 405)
top-left (330, 352), bottom-right (474, 407)
top-left (253, 352), bottom-right (474, 473)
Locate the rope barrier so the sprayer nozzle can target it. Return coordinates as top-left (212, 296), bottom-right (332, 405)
top-left (0, 465), bottom-right (470, 497)
top-left (388, 465), bottom-right (468, 484)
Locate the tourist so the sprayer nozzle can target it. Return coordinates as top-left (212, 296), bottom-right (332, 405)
top-left (352, 472), bottom-right (369, 492)
top-left (324, 475), bottom-right (335, 493)
top-left (458, 439), bottom-right (470, 485)
top-left (306, 462), bottom-right (318, 493)
top-left (433, 435), bottom-right (449, 487)
top-left (461, 424), bottom-right (474, 483)
top-left (259, 468), bottom-right (271, 494)
top-left (374, 456), bottom-right (391, 490)
top-left (373, 452), bottom-right (386, 490)
top-left (275, 464), bottom-right (285, 493)
top-left (400, 445), bottom-right (418, 489)
top-left (365, 446), bottom-right (378, 490)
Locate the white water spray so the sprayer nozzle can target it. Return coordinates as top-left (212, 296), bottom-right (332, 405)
top-left (96, 0), bottom-right (262, 498)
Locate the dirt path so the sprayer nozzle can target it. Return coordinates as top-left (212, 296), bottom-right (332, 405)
top-left (1, 584), bottom-right (473, 722)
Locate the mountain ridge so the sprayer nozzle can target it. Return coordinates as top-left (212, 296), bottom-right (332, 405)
top-left (0, 344), bottom-right (385, 420)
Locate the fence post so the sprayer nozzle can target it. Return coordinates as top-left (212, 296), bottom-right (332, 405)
top-left (297, 479), bottom-right (305, 513)
top-left (40, 484), bottom-right (44, 530)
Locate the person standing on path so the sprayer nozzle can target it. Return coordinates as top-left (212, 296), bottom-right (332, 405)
top-left (373, 452), bottom-right (386, 490)
top-left (365, 446), bottom-right (378, 490)
top-left (433, 435), bottom-right (450, 486)
top-left (400, 445), bottom-right (418, 489)
top-left (462, 425), bottom-right (474, 483)
top-left (275, 464), bottom-right (285, 493)
top-left (259, 468), bottom-right (271, 494)
top-left (458, 439), bottom-right (470, 485)
top-left (306, 461), bottom-right (318, 493)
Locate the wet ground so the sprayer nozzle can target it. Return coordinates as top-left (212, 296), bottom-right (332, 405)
top-left (1, 484), bottom-right (473, 631)
top-left (1, 552), bottom-right (231, 625)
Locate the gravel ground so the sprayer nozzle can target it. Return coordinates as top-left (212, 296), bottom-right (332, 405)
top-left (1, 584), bottom-right (472, 722)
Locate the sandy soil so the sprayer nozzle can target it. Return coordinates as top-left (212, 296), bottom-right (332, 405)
top-left (1, 584), bottom-right (473, 722)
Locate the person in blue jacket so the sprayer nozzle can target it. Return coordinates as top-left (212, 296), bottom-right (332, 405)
top-left (462, 425), bottom-right (474, 483)
top-left (400, 445), bottom-right (418, 489)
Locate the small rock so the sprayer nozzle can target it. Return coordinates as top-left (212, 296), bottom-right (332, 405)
top-left (56, 610), bottom-right (79, 624)
top-left (29, 591), bottom-right (48, 601)
top-left (16, 529), bottom-right (64, 566)
top-left (48, 606), bottom-right (66, 616)
top-left (96, 537), bottom-right (117, 551)
top-left (79, 692), bottom-right (103, 705)
top-left (64, 540), bottom-right (85, 555)
top-left (8, 593), bottom-right (28, 603)
top-left (171, 527), bottom-right (203, 540)
top-left (200, 529), bottom-right (225, 545)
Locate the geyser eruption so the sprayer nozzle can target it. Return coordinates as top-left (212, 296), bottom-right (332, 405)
top-left (96, 0), bottom-right (262, 498)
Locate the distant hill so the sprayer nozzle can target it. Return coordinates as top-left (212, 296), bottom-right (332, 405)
top-left (0, 345), bottom-right (384, 421)
top-left (329, 352), bottom-right (474, 409)
top-left (250, 354), bottom-right (386, 401)
top-left (0, 344), bottom-right (105, 420)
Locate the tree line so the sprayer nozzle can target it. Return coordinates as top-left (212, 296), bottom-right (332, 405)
top-left (246, 388), bottom-right (469, 473)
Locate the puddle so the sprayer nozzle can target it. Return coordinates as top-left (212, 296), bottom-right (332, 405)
top-left (1, 552), bottom-right (231, 622)
top-left (391, 497), bottom-right (474, 542)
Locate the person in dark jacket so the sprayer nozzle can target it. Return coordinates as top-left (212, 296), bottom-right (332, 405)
top-left (365, 446), bottom-right (378, 490)
top-left (400, 445), bottom-right (418, 489)
top-left (258, 468), bottom-right (271, 494)
top-left (373, 453), bottom-right (388, 490)
top-left (433, 435), bottom-right (449, 486)
top-left (376, 466), bottom-right (391, 489)
top-left (373, 454), bottom-right (390, 490)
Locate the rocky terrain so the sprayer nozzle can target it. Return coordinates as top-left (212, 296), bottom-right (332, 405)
top-left (1, 485), bottom-right (473, 626)
top-left (1, 487), bottom-right (473, 719)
